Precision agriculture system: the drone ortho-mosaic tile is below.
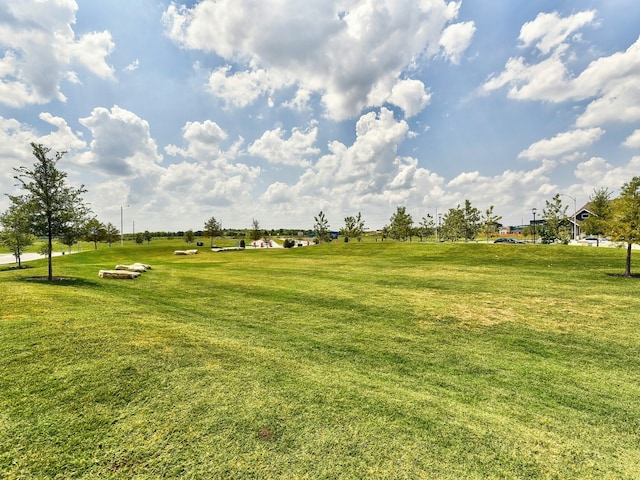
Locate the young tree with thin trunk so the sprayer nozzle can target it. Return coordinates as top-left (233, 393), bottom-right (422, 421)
top-left (204, 216), bottom-right (222, 247)
top-left (12, 143), bottom-right (89, 280)
top-left (608, 177), bottom-right (640, 277)
top-left (313, 211), bottom-right (331, 243)
top-left (0, 198), bottom-right (34, 268)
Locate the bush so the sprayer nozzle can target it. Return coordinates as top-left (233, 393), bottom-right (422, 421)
top-left (283, 239), bottom-right (296, 248)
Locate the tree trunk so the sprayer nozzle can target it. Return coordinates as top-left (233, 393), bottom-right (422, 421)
top-left (625, 242), bottom-right (632, 277)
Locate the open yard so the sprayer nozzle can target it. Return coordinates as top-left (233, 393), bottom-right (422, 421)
top-left (1, 240), bottom-right (639, 478)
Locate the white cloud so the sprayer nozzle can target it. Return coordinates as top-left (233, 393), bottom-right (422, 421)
top-left (248, 127), bottom-right (320, 167)
top-left (623, 129), bottom-right (640, 148)
top-left (388, 79), bottom-right (431, 118)
top-left (0, 0), bottom-right (115, 107)
top-left (124, 59), bottom-right (139, 72)
top-left (79, 105), bottom-right (163, 176)
top-left (165, 120), bottom-right (229, 160)
top-left (439, 21), bottom-right (476, 64)
top-left (163, 0), bottom-right (464, 120)
top-left (574, 156), bottom-right (640, 189)
top-left (518, 10), bottom-right (596, 55)
top-left (518, 128), bottom-right (604, 161)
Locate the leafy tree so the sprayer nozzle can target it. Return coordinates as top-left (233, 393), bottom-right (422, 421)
top-left (250, 218), bottom-right (262, 242)
top-left (387, 206), bottom-right (413, 241)
top-left (462, 199), bottom-right (481, 242)
top-left (313, 211), bottom-right (331, 243)
top-left (608, 177), bottom-right (640, 277)
top-left (204, 216), bottom-right (222, 247)
top-left (0, 198), bottom-right (34, 268)
top-left (418, 215), bottom-right (435, 241)
top-left (581, 188), bottom-right (612, 242)
top-left (339, 212), bottom-right (365, 242)
top-left (144, 230), bottom-right (152, 243)
top-left (480, 205), bottom-right (502, 242)
top-left (541, 193), bottom-right (570, 244)
top-left (85, 217), bottom-right (106, 249)
top-left (105, 223), bottom-right (119, 248)
top-left (185, 229), bottom-right (195, 245)
top-left (135, 232), bottom-right (144, 245)
top-left (11, 143), bottom-right (89, 280)
top-left (440, 206), bottom-right (465, 242)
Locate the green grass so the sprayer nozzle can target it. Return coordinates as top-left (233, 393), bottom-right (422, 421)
top-left (1, 241), bottom-right (639, 478)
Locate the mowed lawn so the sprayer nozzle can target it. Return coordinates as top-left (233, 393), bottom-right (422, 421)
top-left (1, 240), bottom-right (639, 478)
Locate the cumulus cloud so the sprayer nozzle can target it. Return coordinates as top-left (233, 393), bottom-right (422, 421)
top-left (518, 128), bottom-right (604, 162)
top-left (165, 120), bottom-right (229, 160)
top-left (623, 129), bottom-right (640, 149)
top-left (388, 79), bottom-right (431, 118)
top-left (248, 127), bottom-right (320, 167)
top-left (0, 0), bottom-right (115, 107)
top-left (574, 156), bottom-right (640, 189)
top-left (439, 21), bottom-right (476, 64)
top-left (482, 9), bottom-right (640, 129)
top-left (79, 105), bottom-right (163, 176)
top-left (163, 0), bottom-right (467, 120)
top-left (518, 10), bottom-right (596, 55)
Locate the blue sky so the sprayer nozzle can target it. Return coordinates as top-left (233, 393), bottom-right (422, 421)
top-left (1, 0), bottom-right (639, 232)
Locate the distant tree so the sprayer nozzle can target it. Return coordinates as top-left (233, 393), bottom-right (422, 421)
top-left (340, 212), bottom-right (365, 242)
top-left (608, 177), bottom-right (640, 277)
top-left (417, 215), bottom-right (435, 242)
top-left (581, 188), bottom-right (613, 243)
top-left (204, 216), bottom-right (222, 247)
top-left (185, 229), bottom-right (195, 244)
top-left (387, 206), bottom-right (413, 241)
top-left (105, 223), bottom-right (119, 248)
top-left (480, 205), bottom-right (502, 242)
top-left (250, 218), bottom-right (262, 242)
top-left (144, 230), bottom-right (152, 243)
top-left (441, 206), bottom-right (465, 242)
top-left (313, 211), bottom-right (331, 243)
top-left (11, 143), bottom-right (89, 280)
top-left (135, 232), bottom-right (144, 245)
top-left (0, 198), bottom-right (34, 268)
top-left (461, 199), bottom-right (481, 242)
top-left (541, 193), bottom-right (570, 244)
top-left (84, 217), bottom-right (106, 249)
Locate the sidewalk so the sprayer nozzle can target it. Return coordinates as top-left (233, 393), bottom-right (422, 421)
top-left (0, 251), bottom-right (74, 265)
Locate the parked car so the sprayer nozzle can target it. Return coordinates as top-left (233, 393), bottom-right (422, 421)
top-left (494, 238), bottom-right (525, 244)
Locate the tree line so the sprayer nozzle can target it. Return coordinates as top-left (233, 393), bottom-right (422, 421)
top-left (2, 143), bottom-right (640, 278)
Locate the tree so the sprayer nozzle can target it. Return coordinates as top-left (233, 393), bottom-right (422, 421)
top-left (581, 188), bottom-right (613, 243)
top-left (313, 211), bottom-right (331, 243)
top-left (462, 199), bottom-right (481, 242)
top-left (135, 233), bottom-right (144, 245)
top-left (608, 177), bottom-right (640, 277)
top-left (417, 215), bottom-right (435, 242)
top-left (204, 216), bottom-right (222, 247)
top-left (250, 218), bottom-right (262, 242)
top-left (105, 223), bottom-right (119, 248)
top-left (185, 229), bottom-right (195, 245)
top-left (480, 205), bottom-right (502, 242)
top-left (12, 143), bottom-right (89, 280)
top-left (387, 206), bottom-right (413, 241)
top-left (339, 212), bottom-right (365, 242)
top-left (440, 206), bottom-right (465, 242)
top-left (0, 198), bottom-right (34, 268)
top-left (541, 193), bottom-right (570, 244)
top-left (144, 230), bottom-right (152, 244)
top-left (85, 217), bottom-right (106, 249)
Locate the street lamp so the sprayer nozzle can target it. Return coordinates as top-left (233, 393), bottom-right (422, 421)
top-left (438, 213), bottom-right (442, 242)
top-left (560, 193), bottom-right (577, 240)
top-left (532, 208), bottom-right (537, 244)
top-left (120, 204), bottom-right (130, 247)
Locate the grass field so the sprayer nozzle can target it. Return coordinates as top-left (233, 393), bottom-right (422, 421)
top-left (1, 240), bottom-right (639, 478)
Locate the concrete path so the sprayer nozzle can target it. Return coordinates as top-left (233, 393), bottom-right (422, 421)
top-left (0, 251), bottom-right (75, 265)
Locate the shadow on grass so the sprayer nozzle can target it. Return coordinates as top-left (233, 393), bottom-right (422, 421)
top-left (0, 265), bottom-right (34, 273)
top-left (22, 276), bottom-right (101, 288)
top-left (606, 273), bottom-right (640, 279)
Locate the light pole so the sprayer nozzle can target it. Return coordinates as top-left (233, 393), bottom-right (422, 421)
top-left (438, 213), bottom-right (442, 242)
top-left (560, 193), bottom-right (577, 240)
top-left (120, 204), bottom-right (129, 247)
top-left (532, 208), bottom-right (537, 244)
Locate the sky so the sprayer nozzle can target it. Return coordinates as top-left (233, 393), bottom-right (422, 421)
top-left (1, 0), bottom-right (639, 233)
